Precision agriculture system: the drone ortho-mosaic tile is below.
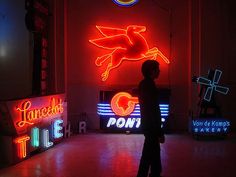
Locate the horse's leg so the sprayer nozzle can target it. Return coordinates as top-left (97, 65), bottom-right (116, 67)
top-left (146, 47), bottom-right (170, 64)
top-left (101, 49), bottom-right (126, 81)
top-left (95, 53), bottom-right (112, 66)
top-left (156, 49), bottom-right (170, 64)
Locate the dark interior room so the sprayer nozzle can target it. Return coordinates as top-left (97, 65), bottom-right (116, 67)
top-left (0, 0), bottom-right (236, 176)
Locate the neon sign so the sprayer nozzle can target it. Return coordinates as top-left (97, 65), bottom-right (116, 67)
top-left (14, 119), bottom-right (63, 159)
top-left (107, 117), bottom-right (141, 128)
top-left (14, 135), bottom-right (30, 159)
top-left (53, 119), bottom-right (64, 138)
top-left (111, 92), bottom-right (138, 116)
top-left (98, 92), bottom-right (169, 130)
top-left (16, 98), bottom-right (63, 128)
top-left (196, 69), bottom-right (229, 101)
top-left (41, 129), bottom-right (53, 148)
top-left (89, 25), bottom-right (170, 81)
top-left (31, 127), bottom-right (39, 147)
top-left (192, 119), bottom-right (230, 134)
top-left (0, 94), bottom-right (66, 164)
top-left (112, 0), bottom-right (139, 7)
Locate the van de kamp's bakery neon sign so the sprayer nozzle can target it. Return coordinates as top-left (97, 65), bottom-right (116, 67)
top-left (192, 119), bottom-right (230, 134)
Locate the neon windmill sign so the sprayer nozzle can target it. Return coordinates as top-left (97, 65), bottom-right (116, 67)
top-left (89, 25), bottom-right (170, 81)
top-left (196, 69), bottom-right (229, 101)
top-left (97, 92), bottom-right (169, 130)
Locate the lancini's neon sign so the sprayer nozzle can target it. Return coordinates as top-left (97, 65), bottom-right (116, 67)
top-left (16, 98), bottom-right (63, 128)
top-left (89, 25), bottom-right (170, 81)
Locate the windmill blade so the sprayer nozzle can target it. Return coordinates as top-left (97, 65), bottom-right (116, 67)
top-left (197, 77), bottom-right (211, 86)
top-left (215, 85), bottom-right (229, 95)
top-left (213, 69), bottom-right (222, 84)
top-left (204, 87), bottom-right (213, 102)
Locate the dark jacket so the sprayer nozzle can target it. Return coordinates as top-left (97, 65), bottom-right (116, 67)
top-left (138, 77), bottom-right (163, 137)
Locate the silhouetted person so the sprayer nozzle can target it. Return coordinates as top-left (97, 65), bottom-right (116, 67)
top-left (137, 60), bottom-right (165, 177)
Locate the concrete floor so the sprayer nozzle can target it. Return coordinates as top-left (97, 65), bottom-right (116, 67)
top-left (0, 133), bottom-right (236, 177)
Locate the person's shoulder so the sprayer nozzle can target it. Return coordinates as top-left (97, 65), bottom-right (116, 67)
top-left (138, 78), bottom-right (145, 85)
top-left (140, 78), bottom-right (153, 85)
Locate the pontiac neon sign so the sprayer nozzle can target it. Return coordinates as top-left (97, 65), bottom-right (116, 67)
top-left (98, 92), bottom-right (169, 130)
top-left (89, 25), bottom-right (170, 81)
top-left (16, 98), bottom-right (63, 128)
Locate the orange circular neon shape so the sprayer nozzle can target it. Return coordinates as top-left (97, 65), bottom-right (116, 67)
top-left (111, 92), bottom-right (139, 116)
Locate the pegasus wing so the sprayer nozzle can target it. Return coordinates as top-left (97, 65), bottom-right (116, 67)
top-left (89, 35), bottom-right (131, 50)
top-left (96, 26), bottom-right (126, 37)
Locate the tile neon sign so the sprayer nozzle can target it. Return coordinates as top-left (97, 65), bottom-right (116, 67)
top-left (14, 119), bottom-right (63, 159)
top-left (89, 25), bottom-right (170, 81)
top-left (0, 94), bottom-right (66, 162)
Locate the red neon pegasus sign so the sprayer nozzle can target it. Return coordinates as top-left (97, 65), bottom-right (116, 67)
top-left (89, 25), bottom-right (170, 81)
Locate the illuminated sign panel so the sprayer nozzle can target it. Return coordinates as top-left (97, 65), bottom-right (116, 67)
top-left (0, 94), bottom-right (66, 161)
top-left (13, 120), bottom-right (63, 159)
top-left (89, 25), bottom-right (170, 81)
top-left (5, 94), bottom-right (65, 135)
top-left (192, 119), bottom-right (230, 134)
top-left (98, 91), bottom-right (169, 132)
top-left (16, 98), bottom-right (63, 128)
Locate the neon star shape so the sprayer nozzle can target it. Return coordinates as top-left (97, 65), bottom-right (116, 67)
top-left (89, 25), bottom-right (170, 81)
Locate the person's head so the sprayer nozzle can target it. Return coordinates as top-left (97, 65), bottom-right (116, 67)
top-left (141, 60), bottom-right (160, 79)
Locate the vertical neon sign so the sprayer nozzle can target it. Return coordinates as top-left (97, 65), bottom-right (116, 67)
top-left (53, 119), bottom-right (63, 138)
top-left (41, 129), bottom-right (53, 148)
top-left (14, 135), bottom-right (30, 158)
top-left (31, 127), bottom-right (39, 148)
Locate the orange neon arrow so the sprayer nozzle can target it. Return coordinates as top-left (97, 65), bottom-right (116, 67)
top-left (89, 25), bottom-right (170, 81)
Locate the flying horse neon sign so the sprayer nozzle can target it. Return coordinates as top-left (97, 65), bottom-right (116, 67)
top-left (89, 25), bottom-right (170, 81)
